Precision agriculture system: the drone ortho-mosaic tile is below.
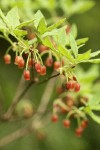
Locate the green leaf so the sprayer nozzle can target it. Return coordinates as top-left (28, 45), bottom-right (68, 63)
top-left (0, 9), bottom-right (10, 28)
top-left (42, 36), bottom-right (55, 50)
top-left (70, 24), bottom-right (77, 38)
top-left (47, 18), bottom-right (66, 31)
top-left (71, 1), bottom-right (95, 14)
top-left (6, 7), bottom-right (20, 29)
top-left (77, 50), bottom-right (91, 63)
top-left (16, 20), bottom-right (34, 29)
top-left (14, 29), bottom-right (27, 37)
top-left (90, 50), bottom-right (100, 58)
top-left (34, 10), bottom-right (44, 28)
top-left (69, 33), bottom-right (78, 58)
top-left (58, 45), bottom-right (74, 62)
top-left (37, 17), bottom-right (47, 34)
top-left (0, 18), bottom-right (7, 31)
top-left (53, 27), bottom-right (67, 46)
top-left (76, 38), bottom-right (89, 46)
top-left (91, 105), bottom-right (100, 111)
top-left (42, 29), bottom-right (59, 37)
top-left (78, 44), bottom-right (85, 49)
top-left (88, 111), bottom-right (100, 124)
top-left (81, 59), bottom-right (100, 63)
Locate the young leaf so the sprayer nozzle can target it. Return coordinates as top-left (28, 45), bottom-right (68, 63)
top-left (69, 33), bottom-right (78, 58)
top-left (53, 27), bottom-right (67, 46)
top-left (0, 18), bottom-right (7, 31)
top-left (34, 10), bottom-right (44, 28)
top-left (71, 1), bottom-right (95, 14)
top-left (90, 50), bottom-right (100, 58)
top-left (81, 59), bottom-right (100, 63)
top-left (70, 24), bottom-right (77, 38)
top-left (42, 36), bottom-right (55, 50)
top-left (58, 45), bottom-right (74, 62)
top-left (76, 38), bottom-right (89, 46)
top-left (91, 105), bottom-right (100, 111)
top-left (76, 50), bottom-right (91, 63)
top-left (14, 29), bottom-right (27, 37)
top-left (47, 18), bottom-right (66, 31)
top-left (88, 111), bottom-right (100, 124)
top-left (0, 9), bottom-right (10, 28)
top-left (6, 7), bottom-right (20, 29)
top-left (16, 20), bottom-right (34, 29)
top-left (37, 17), bottom-right (47, 34)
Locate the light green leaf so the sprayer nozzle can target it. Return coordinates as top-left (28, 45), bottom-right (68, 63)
top-left (81, 59), bottom-right (100, 63)
top-left (14, 29), bottom-right (27, 37)
top-left (58, 45), bottom-right (74, 62)
top-left (42, 29), bottom-right (59, 37)
top-left (42, 36), bottom-right (55, 50)
top-left (90, 50), bottom-right (100, 58)
top-left (0, 18), bottom-right (7, 31)
top-left (6, 7), bottom-right (20, 29)
top-left (69, 33), bottom-right (78, 58)
top-left (72, 1), bottom-right (95, 14)
top-left (16, 20), bottom-right (34, 29)
top-left (91, 105), bottom-right (100, 111)
top-left (0, 9), bottom-right (10, 28)
top-left (76, 38), bottom-right (89, 46)
top-left (34, 10), bottom-right (44, 28)
top-left (47, 18), bottom-right (66, 31)
top-left (53, 27), bottom-right (67, 46)
top-left (37, 17), bottom-right (47, 34)
top-left (88, 111), bottom-right (100, 124)
top-left (78, 44), bottom-right (85, 49)
top-left (70, 24), bottom-right (77, 38)
top-left (77, 50), bottom-right (91, 63)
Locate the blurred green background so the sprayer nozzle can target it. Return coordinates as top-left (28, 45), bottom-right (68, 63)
top-left (0, 0), bottom-right (100, 150)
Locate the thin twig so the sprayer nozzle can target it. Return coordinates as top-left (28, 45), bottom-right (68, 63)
top-left (0, 72), bottom-right (58, 147)
top-left (0, 126), bottom-right (33, 148)
top-left (1, 72), bottom-right (60, 120)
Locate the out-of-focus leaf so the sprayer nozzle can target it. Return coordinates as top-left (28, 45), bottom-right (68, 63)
top-left (88, 111), bottom-right (100, 124)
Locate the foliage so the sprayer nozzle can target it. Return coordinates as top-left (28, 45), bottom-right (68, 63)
top-left (0, 0), bottom-right (100, 149)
